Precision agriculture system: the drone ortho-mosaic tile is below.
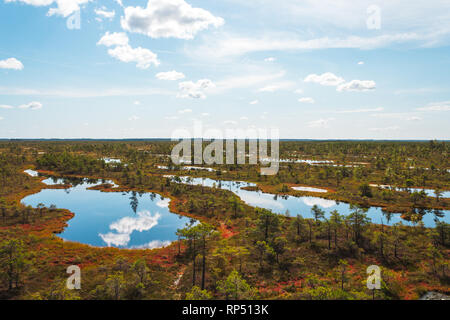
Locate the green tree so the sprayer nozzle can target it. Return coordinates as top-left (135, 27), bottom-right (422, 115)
top-left (256, 208), bottom-right (280, 241)
top-left (105, 271), bottom-right (126, 300)
top-left (186, 286), bottom-right (213, 300)
top-left (311, 205), bottom-right (325, 222)
top-left (217, 270), bottom-right (254, 300)
top-left (0, 239), bottom-right (31, 290)
top-left (358, 183), bottom-right (373, 198)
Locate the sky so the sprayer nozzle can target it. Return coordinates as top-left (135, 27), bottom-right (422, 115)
top-left (0, 0), bottom-right (449, 140)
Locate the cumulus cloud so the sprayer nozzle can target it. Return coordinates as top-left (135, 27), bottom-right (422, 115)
top-left (0, 104), bottom-right (14, 109)
top-left (156, 70), bottom-right (185, 81)
top-left (156, 198), bottom-right (170, 208)
top-left (308, 118), bottom-right (334, 128)
top-left (120, 0), bottom-right (224, 39)
top-left (107, 44), bottom-right (160, 69)
top-left (0, 117), bottom-right (3, 120)
top-left (303, 197), bottom-right (336, 208)
top-left (99, 210), bottom-right (162, 247)
top-left (249, 100), bottom-right (259, 105)
top-left (0, 57), bottom-right (24, 70)
top-left (18, 101), bottom-right (42, 110)
top-left (97, 32), bottom-right (159, 69)
top-left (416, 101), bottom-right (450, 111)
top-left (130, 240), bottom-right (172, 249)
top-left (111, 211), bottom-right (160, 234)
top-left (97, 32), bottom-right (129, 47)
top-left (358, 61), bottom-right (365, 65)
top-left (95, 7), bottom-right (115, 19)
top-left (304, 72), bottom-right (345, 86)
top-left (298, 97), bottom-right (315, 104)
top-left (128, 115), bottom-right (139, 121)
top-left (178, 108), bottom-right (192, 114)
top-left (264, 57), bottom-right (276, 62)
top-left (178, 79), bottom-right (215, 99)
top-left (337, 80), bottom-right (376, 92)
top-left (99, 232), bottom-right (130, 247)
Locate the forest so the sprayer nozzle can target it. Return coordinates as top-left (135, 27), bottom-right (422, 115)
top-left (0, 140), bottom-right (448, 300)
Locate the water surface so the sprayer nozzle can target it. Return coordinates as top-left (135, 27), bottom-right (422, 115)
top-left (169, 176), bottom-right (448, 227)
top-left (22, 177), bottom-right (194, 249)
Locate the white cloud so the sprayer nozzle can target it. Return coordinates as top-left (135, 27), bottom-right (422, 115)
top-left (128, 115), bottom-right (139, 121)
top-left (130, 240), bottom-right (172, 249)
top-left (212, 71), bottom-right (285, 94)
top-left (120, 0), bottom-right (224, 39)
top-left (0, 117), bottom-right (3, 120)
top-left (264, 57), bottom-right (276, 62)
top-left (298, 97), bottom-right (315, 104)
top-left (107, 44), bottom-right (160, 69)
top-left (178, 108), bottom-right (192, 114)
top-left (370, 113), bottom-right (422, 122)
top-left (165, 115), bottom-right (179, 120)
top-left (99, 211), bottom-right (161, 247)
top-left (308, 118), bottom-right (334, 128)
top-left (337, 80), bottom-right (376, 92)
top-left (304, 72), bottom-right (345, 86)
top-left (18, 101), bottom-right (42, 110)
top-left (416, 101), bottom-right (450, 111)
top-left (249, 100), bottom-right (259, 105)
top-left (110, 211), bottom-right (161, 235)
top-left (97, 32), bottom-right (159, 69)
top-left (240, 116), bottom-right (248, 120)
top-left (99, 232), bottom-right (130, 247)
top-left (358, 61), bottom-right (364, 65)
top-left (97, 32), bottom-right (129, 47)
top-left (156, 198), bottom-right (170, 208)
top-left (178, 79), bottom-right (215, 99)
top-left (0, 86), bottom-right (173, 98)
top-left (95, 7), bottom-right (115, 19)
top-left (337, 107), bottom-right (383, 113)
top-left (201, 113), bottom-right (210, 117)
top-left (258, 81), bottom-right (294, 92)
top-left (303, 197), bottom-right (336, 208)
top-left (0, 57), bottom-right (24, 70)
top-left (193, 32), bottom-right (438, 58)
top-left (0, 104), bottom-right (14, 109)
top-left (224, 120), bottom-right (237, 125)
top-left (294, 89), bottom-right (304, 94)
top-left (7, 0), bottom-right (92, 17)
top-left (156, 70), bottom-right (185, 81)
top-left (134, 100), bottom-right (141, 105)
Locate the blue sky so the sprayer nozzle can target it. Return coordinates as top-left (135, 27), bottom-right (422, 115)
top-left (0, 0), bottom-right (449, 139)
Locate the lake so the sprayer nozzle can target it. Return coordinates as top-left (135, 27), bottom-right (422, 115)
top-left (21, 173), bottom-right (195, 249)
top-left (168, 176), bottom-right (448, 227)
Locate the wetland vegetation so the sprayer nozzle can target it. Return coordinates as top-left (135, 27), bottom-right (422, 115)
top-left (0, 140), bottom-right (448, 300)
